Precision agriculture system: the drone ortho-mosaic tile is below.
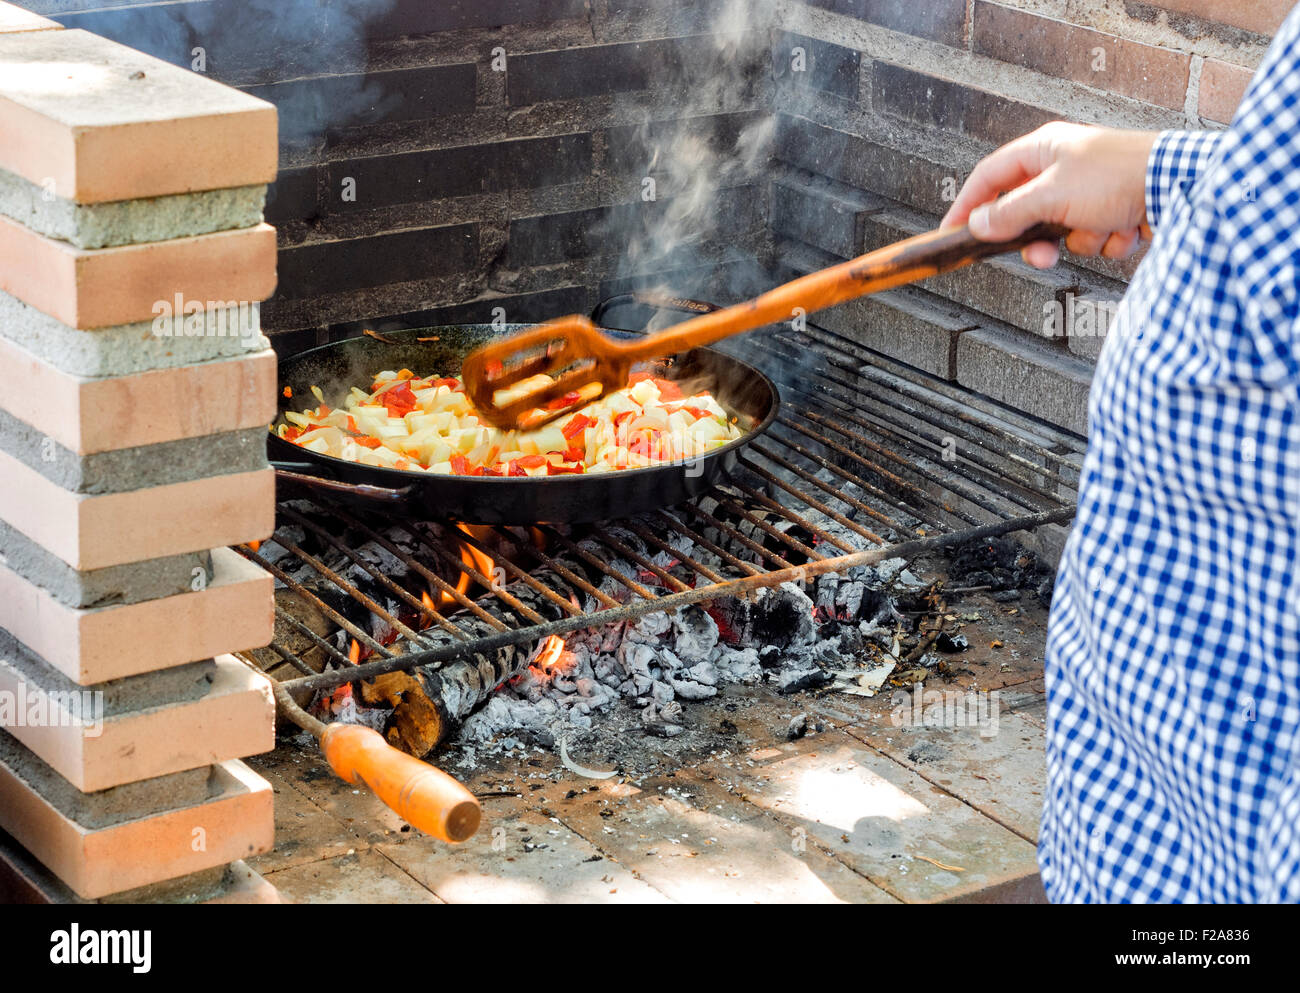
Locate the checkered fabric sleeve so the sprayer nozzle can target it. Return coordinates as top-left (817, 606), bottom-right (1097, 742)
top-left (1144, 130), bottom-right (1225, 229)
top-left (1040, 4), bottom-right (1300, 903)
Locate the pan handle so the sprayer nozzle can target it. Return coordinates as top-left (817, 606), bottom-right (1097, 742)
top-left (272, 462), bottom-right (415, 504)
top-left (591, 291), bottom-right (720, 330)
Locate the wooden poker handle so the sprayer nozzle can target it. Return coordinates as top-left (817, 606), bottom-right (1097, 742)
top-left (319, 723), bottom-right (481, 843)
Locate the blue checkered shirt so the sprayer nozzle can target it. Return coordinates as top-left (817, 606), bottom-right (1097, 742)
top-left (1041, 11), bottom-right (1300, 903)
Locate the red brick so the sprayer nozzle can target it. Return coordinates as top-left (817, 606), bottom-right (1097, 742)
top-left (1147, 1), bottom-right (1290, 36)
top-left (0, 548), bottom-right (273, 685)
top-left (0, 29), bottom-right (276, 203)
top-left (0, 217), bottom-right (277, 330)
top-left (0, 655), bottom-right (274, 792)
top-left (0, 340), bottom-right (277, 456)
top-left (0, 755), bottom-right (273, 900)
top-left (1199, 58), bottom-right (1255, 124)
top-left (0, 451), bottom-right (274, 571)
top-left (973, 2), bottom-right (1191, 110)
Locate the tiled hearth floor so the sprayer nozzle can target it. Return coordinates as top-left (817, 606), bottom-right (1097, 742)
top-left (247, 586), bottom-right (1052, 904)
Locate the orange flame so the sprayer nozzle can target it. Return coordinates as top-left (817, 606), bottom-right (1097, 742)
top-left (426, 525), bottom-right (498, 610)
top-left (526, 635), bottom-right (574, 683)
top-left (348, 638), bottom-right (361, 665)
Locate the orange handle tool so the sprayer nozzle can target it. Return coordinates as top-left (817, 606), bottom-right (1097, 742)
top-left (319, 723), bottom-right (481, 843)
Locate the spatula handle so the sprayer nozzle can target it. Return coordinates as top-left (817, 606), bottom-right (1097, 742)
top-left (615, 223), bottom-right (1066, 361)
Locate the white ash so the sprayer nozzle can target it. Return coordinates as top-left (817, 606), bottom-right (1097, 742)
top-left (456, 567), bottom-right (912, 750)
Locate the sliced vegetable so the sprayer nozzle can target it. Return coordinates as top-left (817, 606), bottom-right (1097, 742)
top-left (274, 366), bottom-right (744, 476)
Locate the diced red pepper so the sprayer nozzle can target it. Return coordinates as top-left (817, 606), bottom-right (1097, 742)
top-left (316, 403), bottom-right (331, 416)
top-left (282, 426), bottom-right (304, 441)
top-left (354, 437), bottom-right (383, 449)
top-left (613, 410), bottom-right (636, 427)
top-left (383, 380), bottom-right (418, 417)
top-left (508, 460), bottom-right (528, 477)
top-left (546, 461), bottom-right (585, 475)
top-left (562, 414), bottom-right (592, 440)
top-left (481, 464), bottom-right (504, 477)
top-left (449, 454), bottom-right (470, 475)
top-left (346, 416), bottom-right (358, 433)
top-left (562, 447), bottom-right (584, 463)
top-left (653, 377), bottom-right (683, 400)
top-left (516, 455), bottom-right (547, 469)
top-left (546, 390), bottom-right (581, 410)
top-left (432, 377), bottom-right (460, 389)
top-left (628, 371), bottom-right (652, 384)
top-left (682, 406), bottom-right (710, 419)
top-left (282, 386), bottom-right (293, 399)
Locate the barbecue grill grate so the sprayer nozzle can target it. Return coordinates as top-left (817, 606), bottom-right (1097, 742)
top-left (233, 316), bottom-right (1082, 726)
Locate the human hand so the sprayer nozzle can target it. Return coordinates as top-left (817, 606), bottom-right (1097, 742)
top-left (942, 122), bottom-right (1158, 268)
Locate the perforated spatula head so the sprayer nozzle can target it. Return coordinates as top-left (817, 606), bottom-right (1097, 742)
top-left (462, 315), bottom-right (634, 430)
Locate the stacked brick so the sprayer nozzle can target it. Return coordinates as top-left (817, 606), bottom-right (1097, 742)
top-left (0, 7), bottom-right (279, 902)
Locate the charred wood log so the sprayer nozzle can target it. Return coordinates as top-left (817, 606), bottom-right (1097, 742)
top-left (358, 561), bottom-right (589, 758)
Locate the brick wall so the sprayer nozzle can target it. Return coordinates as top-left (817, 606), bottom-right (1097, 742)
top-left (769, 0), bottom-right (1286, 434)
top-left (20, 0), bottom-right (1289, 436)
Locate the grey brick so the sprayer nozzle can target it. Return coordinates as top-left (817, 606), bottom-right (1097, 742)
top-left (0, 729), bottom-right (228, 830)
top-left (774, 113), bottom-right (970, 216)
top-left (0, 412), bottom-right (269, 496)
top-left (505, 186), bottom-right (760, 267)
top-left (322, 286), bottom-right (593, 341)
top-left (871, 62), bottom-right (1056, 147)
top-left (371, 0), bottom-right (590, 37)
top-left (0, 291), bottom-right (269, 378)
top-left (776, 237), bottom-right (978, 378)
top-left (0, 630), bottom-right (216, 717)
top-left (858, 204), bottom-right (1080, 335)
top-left (274, 223), bottom-right (479, 301)
top-left (773, 31), bottom-right (862, 102)
top-left (0, 518), bottom-right (211, 609)
top-left (0, 168), bottom-right (265, 250)
top-left (604, 112), bottom-right (760, 176)
top-left (1063, 278), bottom-right (1127, 362)
top-left (264, 166), bottom-right (319, 227)
top-left (508, 34), bottom-right (760, 106)
top-left (771, 173), bottom-right (888, 258)
top-left (795, 0), bottom-right (969, 48)
top-left (820, 285), bottom-right (980, 379)
top-left (957, 325), bottom-right (1095, 436)
top-left (244, 63), bottom-right (477, 143)
top-left (324, 133), bottom-right (594, 213)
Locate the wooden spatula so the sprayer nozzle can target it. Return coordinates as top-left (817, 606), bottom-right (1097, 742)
top-left (462, 223), bottom-right (1066, 430)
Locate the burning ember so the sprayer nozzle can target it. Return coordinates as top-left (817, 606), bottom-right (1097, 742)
top-left (524, 635), bottom-right (576, 683)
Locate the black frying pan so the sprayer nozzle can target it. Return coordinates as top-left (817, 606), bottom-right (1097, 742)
top-left (268, 324), bottom-right (779, 524)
